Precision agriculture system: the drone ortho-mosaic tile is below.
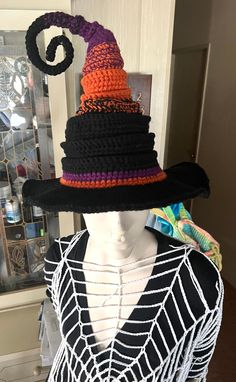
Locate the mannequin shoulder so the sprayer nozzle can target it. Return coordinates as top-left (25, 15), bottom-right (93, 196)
top-left (188, 248), bottom-right (223, 309)
top-left (46, 234), bottom-right (75, 263)
top-left (147, 226), bottom-right (221, 282)
top-left (146, 227), bottom-right (223, 309)
top-left (188, 248), bottom-right (221, 285)
top-left (46, 229), bottom-right (89, 262)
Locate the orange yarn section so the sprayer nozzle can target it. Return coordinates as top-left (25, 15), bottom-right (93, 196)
top-left (81, 69), bottom-right (131, 101)
top-left (60, 172), bottom-right (167, 189)
top-left (80, 89), bottom-right (131, 102)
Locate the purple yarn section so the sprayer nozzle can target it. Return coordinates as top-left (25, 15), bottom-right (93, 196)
top-left (43, 12), bottom-right (82, 32)
top-left (78, 18), bottom-right (116, 52)
top-left (63, 166), bottom-right (162, 182)
top-left (43, 12), bottom-right (116, 52)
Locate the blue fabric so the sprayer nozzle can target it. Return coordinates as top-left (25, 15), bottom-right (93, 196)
top-left (146, 213), bottom-right (162, 232)
top-left (147, 203), bottom-right (191, 238)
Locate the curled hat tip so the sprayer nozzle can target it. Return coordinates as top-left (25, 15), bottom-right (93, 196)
top-left (25, 11), bottom-right (118, 76)
top-left (25, 11), bottom-right (140, 116)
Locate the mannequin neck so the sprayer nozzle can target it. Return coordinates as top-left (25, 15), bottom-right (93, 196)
top-left (83, 211), bottom-right (157, 266)
top-left (86, 228), bottom-right (157, 266)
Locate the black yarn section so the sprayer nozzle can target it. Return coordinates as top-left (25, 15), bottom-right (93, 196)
top-left (45, 35), bottom-right (71, 62)
top-left (61, 112), bottom-right (156, 172)
top-left (25, 13), bottom-right (76, 75)
top-left (61, 133), bottom-right (155, 158)
top-left (22, 162), bottom-right (210, 214)
top-left (65, 113), bottom-right (151, 140)
top-left (61, 151), bottom-right (158, 173)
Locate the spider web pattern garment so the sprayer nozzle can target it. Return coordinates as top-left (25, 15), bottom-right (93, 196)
top-left (44, 228), bottom-right (223, 382)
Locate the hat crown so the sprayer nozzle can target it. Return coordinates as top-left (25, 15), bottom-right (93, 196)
top-left (25, 11), bottom-right (166, 189)
top-left (23, 11), bottom-right (209, 213)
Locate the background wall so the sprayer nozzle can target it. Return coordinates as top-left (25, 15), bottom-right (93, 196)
top-left (72, 0), bottom-right (176, 165)
top-left (173, 0), bottom-right (236, 288)
top-left (0, 0), bottom-right (70, 9)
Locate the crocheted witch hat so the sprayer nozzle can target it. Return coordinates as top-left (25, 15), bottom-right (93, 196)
top-left (22, 12), bottom-right (209, 213)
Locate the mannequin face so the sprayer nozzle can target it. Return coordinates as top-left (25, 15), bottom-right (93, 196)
top-left (83, 210), bottom-right (149, 247)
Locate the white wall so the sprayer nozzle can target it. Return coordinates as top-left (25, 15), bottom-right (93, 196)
top-left (0, 0), bottom-right (70, 10)
top-left (72, 0), bottom-right (176, 165)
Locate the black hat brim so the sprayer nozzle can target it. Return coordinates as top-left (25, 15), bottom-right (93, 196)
top-left (22, 162), bottom-right (210, 213)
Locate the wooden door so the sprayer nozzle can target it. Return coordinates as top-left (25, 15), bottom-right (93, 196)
top-left (164, 47), bottom-right (208, 168)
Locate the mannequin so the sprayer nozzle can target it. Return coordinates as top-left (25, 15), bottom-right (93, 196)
top-left (43, 210), bottom-right (223, 382)
top-left (83, 210), bottom-right (157, 350)
top-left (24, 12), bottom-right (223, 382)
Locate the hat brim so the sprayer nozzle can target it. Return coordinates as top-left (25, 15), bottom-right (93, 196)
top-left (22, 162), bottom-right (210, 213)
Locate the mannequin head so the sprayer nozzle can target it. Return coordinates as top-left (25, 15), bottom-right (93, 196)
top-left (83, 210), bottom-right (149, 248)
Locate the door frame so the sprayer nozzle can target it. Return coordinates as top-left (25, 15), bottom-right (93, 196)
top-left (164, 44), bottom-right (211, 214)
top-left (165, 43), bottom-right (211, 167)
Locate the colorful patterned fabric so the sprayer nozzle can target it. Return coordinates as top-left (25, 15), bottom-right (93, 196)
top-left (147, 203), bottom-right (222, 271)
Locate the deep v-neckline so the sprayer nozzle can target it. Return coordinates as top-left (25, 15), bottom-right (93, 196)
top-left (77, 228), bottom-right (167, 356)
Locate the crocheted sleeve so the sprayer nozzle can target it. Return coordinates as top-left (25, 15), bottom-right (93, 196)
top-left (44, 240), bottom-right (61, 302)
top-left (187, 275), bottom-right (224, 382)
top-left (44, 235), bottom-right (74, 302)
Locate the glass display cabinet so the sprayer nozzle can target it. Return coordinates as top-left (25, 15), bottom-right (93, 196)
top-left (0, 9), bottom-right (74, 306)
top-left (0, 11), bottom-right (73, 379)
top-left (0, 31), bottom-right (60, 294)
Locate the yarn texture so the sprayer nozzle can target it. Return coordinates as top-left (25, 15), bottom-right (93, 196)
top-left (23, 11), bottom-right (210, 212)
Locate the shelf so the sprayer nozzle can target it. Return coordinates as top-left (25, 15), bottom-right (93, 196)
top-left (0, 285), bottom-right (46, 311)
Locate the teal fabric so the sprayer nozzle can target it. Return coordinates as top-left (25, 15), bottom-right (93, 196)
top-left (146, 202), bottom-right (191, 239)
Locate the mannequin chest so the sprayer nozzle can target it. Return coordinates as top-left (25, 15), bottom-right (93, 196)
top-left (82, 235), bottom-right (157, 350)
top-left (83, 258), bottom-right (156, 350)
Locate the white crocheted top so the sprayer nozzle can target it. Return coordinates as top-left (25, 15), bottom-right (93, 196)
top-left (44, 228), bottom-right (223, 382)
